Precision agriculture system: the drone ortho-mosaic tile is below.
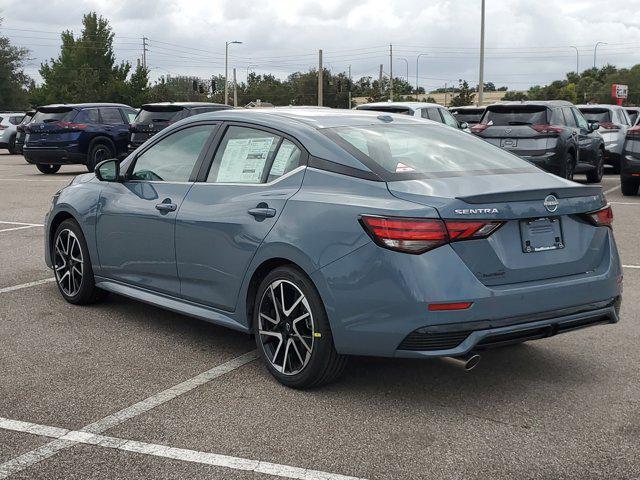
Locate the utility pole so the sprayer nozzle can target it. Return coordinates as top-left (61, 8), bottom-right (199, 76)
top-left (477, 0), bottom-right (485, 106)
top-left (225, 40), bottom-right (242, 106)
top-left (379, 64), bottom-right (384, 98)
top-left (142, 37), bottom-right (148, 70)
top-left (233, 68), bottom-right (238, 107)
top-left (318, 49), bottom-right (323, 107)
top-left (389, 44), bottom-right (394, 101)
top-left (444, 82), bottom-right (448, 107)
top-left (348, 64), bottom-right (352, 109)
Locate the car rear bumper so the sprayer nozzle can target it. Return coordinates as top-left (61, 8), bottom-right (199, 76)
top-left (314, 232), bottom-right (622, 358)
top-left (23, 147), bottom-right (86, 164)
top-left (518, 151), bottom-right (562, 172)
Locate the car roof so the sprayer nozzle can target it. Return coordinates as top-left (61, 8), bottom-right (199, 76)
top-left (356, 101), bottom-right (442, 109)
top-left (492, 100), bottom-right (574, 108)
top-left (37, 103), bottom-right (132, 109)
top-left (576, 104), bottom-right (624, 110)
top-left (449, 105), bottom-right (485, 111)
top-left (140, 102), bottom-right (229, 108)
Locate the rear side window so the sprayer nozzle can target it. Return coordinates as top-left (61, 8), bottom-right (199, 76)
top-left (267, 139), bottom-right (302, 182)
top-left (135, 107), bottom-right (184, 124)
top-left (579, 108), bottom-right (611, 123)
top-left (549, 109), bottom-right (564, 125)
top-left (482, 106), bottom-right (547, 126)
top-left (99, 108), bottom-right (124, 125)
top-left (76, 109), bottom-right (100, 124)
top-left (421, 108), bottom-right (442, 122)
top-left (131, 125), bottom-right (215, 182)
top-left (330, 124), bottom-right (535, 178)
top-left (31, 109), bottom-right (76, 123)
top-left (122, 108), bottom-right (137, 123)
top-left (9, 116), bottom-right (23, 125)
top-left (562, 108), bottom-right (577, 127)
top-left (207, 126), bottom-right (280, 183)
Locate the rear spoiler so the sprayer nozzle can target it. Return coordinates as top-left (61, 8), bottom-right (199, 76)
top-left (458, 186), bottom-right (602, 204)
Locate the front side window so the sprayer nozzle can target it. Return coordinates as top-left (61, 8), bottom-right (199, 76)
top-left (99, 108), bottom-right (125, 125)
top-left (207, 126), bottom-right (280, 183)
top-left (130, 125), bottom-right (215, 182)
top-left (330, 124), bottom-right (536, 178)
top-left (439, 108), bottom-right (459, 128)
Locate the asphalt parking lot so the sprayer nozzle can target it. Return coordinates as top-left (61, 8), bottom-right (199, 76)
top-left (0, 152), bottom-right (639, 480)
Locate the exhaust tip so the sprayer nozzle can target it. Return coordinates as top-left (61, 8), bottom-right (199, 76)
top-left (441, 353), bottom-right (481, 371)
top-left (464, 354), bottom-right (481, 371)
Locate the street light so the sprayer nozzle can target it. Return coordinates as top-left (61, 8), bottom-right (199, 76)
top-left (225, 40), bottom-right (242, 105)
top-left (594, 41), bottom-right (607, 69)
top-left (416, 53), bottom-right (428, 100)
top-left (570, 45), bottom-right (579, 73)
top-left (398, 57), bottom-right (409, 83)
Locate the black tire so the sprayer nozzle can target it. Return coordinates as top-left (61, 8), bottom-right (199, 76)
top-left (586, 149), bottom-right (605, 183)
top-left (559, 151), bottom-right (576, 180)
top-left (621, 178), bottom-right (639, 196)
top-left (8, 135), bottom-right (16, 155)
top-left (52, 219), bottom-right (105, 305)
top-left (86, 142), bottom-right (114, 172)
top-left (253, 266), bottom-right (347, 389)
top-left (36, 164), bottom-right (61, 174)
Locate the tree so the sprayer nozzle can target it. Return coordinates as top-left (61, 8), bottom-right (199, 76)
top-left (501, 90), bottom-right (528, 101)
top-left (126, 64), bottom-right (150, 107)
top-left (0, 18), bottom-right (31, 110)
top-left (37, 12), bottom-right (130, 104)
top-left (450, 80), bottom-right (475, 107)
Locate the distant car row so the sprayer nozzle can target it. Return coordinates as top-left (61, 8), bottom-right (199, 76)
top-left (3, 99), bottom-right (640, 195)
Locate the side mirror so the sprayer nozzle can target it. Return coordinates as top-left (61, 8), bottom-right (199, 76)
top-left (95, 159), bottom-right (120, 182)
top-left (588, 121), bottom-right (600, 131)
top-left (459, 121), bottom-right (469, 130)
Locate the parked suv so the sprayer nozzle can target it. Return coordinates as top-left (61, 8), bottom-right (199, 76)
top-left (577, 104), bottom-right (631, 172)
top-left (0, 112), bottom-right (26, 154)
top-left (450, 105), bottom-right (486, 125)
top-left (355, 102), bottom-right (468, 130)
top-left (620, 120), bottom-right (640, 195)
top-left (128, 102), bottom-right (231, 152)
top-left (14, 110), bottom-right (35, 155)
top-left (472, 101), bottom-right (605, 182)
top-left (23, 103), bottom-right (137, 174)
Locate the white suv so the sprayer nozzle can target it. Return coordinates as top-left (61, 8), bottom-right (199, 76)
top-left (577, 104), bottom-right (632, 172)
top-left (0, 112), bottom-right (26, 154)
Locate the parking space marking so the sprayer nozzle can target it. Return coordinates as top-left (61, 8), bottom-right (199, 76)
top-left (623, 264), bottom-right (640, 269)
top-left (0, 278), bottom-right (55, 294)
top-left (603, 185), bottom-right (621, 195)
top-left (0, 221), bottom-right (44, 226)
top-left (610, 201), bottom-right (640, 206)
top-left (0, 350), bottom-right (259, 478)
top-left (0, 178), bottom-right (69, 183)
top-left (0, 417), bottom-right (365, 480)
top-left (0, 225), bottom-right (42, 233)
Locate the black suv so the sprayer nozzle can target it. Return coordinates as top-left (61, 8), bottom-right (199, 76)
top-left (621, 123), bottom-right (640, 195)
top-left (15, 110), bottom-right (35, 154)
top-left (23, 103), bottom-right (137, 174)
top-left (128, 102), bottom-right (230, 152)
top-left (471, 101), bottom-right (605, 182)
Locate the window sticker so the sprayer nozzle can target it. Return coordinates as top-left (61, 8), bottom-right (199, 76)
top-left (270, 142), bottom-right (297, 176)
top-left (216, 137), bottom-right (274, 183)
top-left (395, 162), bottom-right (416, 173)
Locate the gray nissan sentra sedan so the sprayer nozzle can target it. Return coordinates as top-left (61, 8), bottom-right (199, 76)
top-left (44, 108), bottom-right (622, 388)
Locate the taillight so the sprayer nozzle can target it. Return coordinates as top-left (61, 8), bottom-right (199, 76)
top-left (470, 124), bottom-right (489, 133)
top-left (530, 124), bottom-right (564, 135)
top-left (627, 125), bottom-right (640, 137)
top-left (598, 122), bottom-right (620, 131)
top-left (0, 125), bottom-right (7, 130)
top-left (360, 215), bottom-right (504, 254)
top-left (57, 121), bottom-right (87, 130)
top-left (581, 205), bottom-right (613, 228)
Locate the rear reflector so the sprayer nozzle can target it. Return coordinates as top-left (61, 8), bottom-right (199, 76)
top-left (360, 215), bottom-right (504, 254)
top-left (581, 205), bottom-right (613, 228)
top-left (429, 302), bottom-right (473, 311)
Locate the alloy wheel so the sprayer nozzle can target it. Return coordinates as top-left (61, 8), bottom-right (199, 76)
top-left (93, 145), bottom-right (111, 163)
top-left (54, 228), bottom-right (84, 297)
top-left (258, 279), bottom-right (314, 375)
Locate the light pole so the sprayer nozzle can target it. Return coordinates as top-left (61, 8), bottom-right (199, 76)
top-left (398, 57), bottom-right (409, 82)
top-left (477, 0), bottom-right (485, 106)
top-left (416, 53), bottom-right (428, 100)
top-left (225, 40), bottom-right (242, 105)
top-left (594, 41), bottom-right (607, 69)
top-left (570, 45), bottom-right (579, 73)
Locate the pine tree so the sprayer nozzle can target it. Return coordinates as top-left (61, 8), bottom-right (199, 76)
top-left (0, 18), bottom-right (31, 110)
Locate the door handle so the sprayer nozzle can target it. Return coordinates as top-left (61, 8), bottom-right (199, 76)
top-left (248, 207), bottom-right (276, 218)
top-left (155, 202), bottom-right (177, 212)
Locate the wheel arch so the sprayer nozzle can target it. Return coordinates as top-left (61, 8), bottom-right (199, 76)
top-left (88, 135), bottom-right (117, 155)
top-left (48, 210), bottom-right (79, 257)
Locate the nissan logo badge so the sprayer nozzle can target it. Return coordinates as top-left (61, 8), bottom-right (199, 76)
top-left (544, 194), bottom-right (559, 213)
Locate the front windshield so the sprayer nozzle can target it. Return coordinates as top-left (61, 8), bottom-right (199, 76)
top-left (328, 123), bottom-right (536, 178)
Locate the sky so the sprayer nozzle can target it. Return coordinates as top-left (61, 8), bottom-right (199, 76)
top-left (3, 0), bottom-right (640, 92)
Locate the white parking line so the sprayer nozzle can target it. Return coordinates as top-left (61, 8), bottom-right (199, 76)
top-left (0, 178), bottom-right (68, 183)
top-left (0, 278), bottom-right (55, 294)
top-left (0, 221), bottom-right (44, 226)
top-left (0, 225), bottom-right (42, 233)
top-left (610, 202), bottom-right (640, 206)
top-left (0, 417), bottom-right (364, 480)
top-left (603, 185), bottom-right (621, 195)
top-left (623, 264), bottom-right (640, 269)
top-left (0, 350), bottom-right (259, 478)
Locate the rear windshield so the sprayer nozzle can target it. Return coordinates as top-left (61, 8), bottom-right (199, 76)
top-left (135, 107), bottom-right (185, 123)
top-left (579, 108), bottom-right (611, 123)
top-left (328, 124), bottom-right (535, 178)
top-left (452, 112), bottom-right (483, 123)
top-left (481, 106), bottom-right (547, 126)
top-left (32, 108), bottom-right (76, 123)
top-left (356, 106), bottom-right (413, 115)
